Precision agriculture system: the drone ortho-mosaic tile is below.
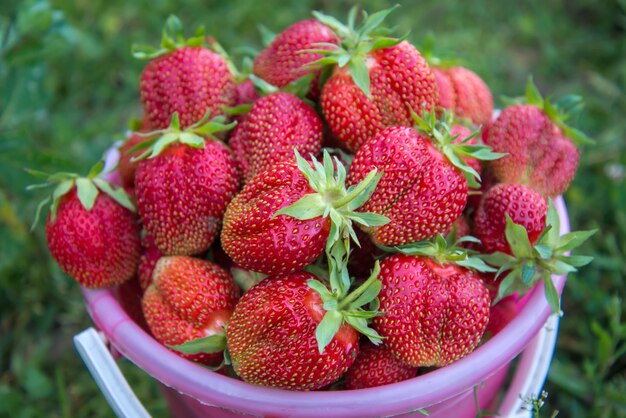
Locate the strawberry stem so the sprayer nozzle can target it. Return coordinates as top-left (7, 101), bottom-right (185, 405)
top-left (336, 261), bottom-right (380, 310)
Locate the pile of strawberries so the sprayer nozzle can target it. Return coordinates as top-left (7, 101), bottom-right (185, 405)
top-left (34, 7), bottom-right (595, 391)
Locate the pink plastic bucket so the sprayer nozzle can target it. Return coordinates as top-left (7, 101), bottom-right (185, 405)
top-left (81, 197), bottom-right (569, 418)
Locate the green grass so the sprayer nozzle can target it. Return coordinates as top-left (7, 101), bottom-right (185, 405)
top-left (1, 0), bottom-right (625, 416)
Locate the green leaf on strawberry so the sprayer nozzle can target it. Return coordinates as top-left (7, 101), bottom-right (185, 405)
top-left (482, 200), bottom-right (597, 314)
top-left (27, 160), bottom-right (136, 227)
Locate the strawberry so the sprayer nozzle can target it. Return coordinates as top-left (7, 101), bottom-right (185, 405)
top-left (233, 79), bottom-right (260, 108)
top-left (221, 150), bottom-right (388, 276)
top-left (30, 162), bottom-right (140, 288)
top-left (134, 113), bottom-right (240, 256)
top-left (344, 341), bottom-right (417, 389)
top-left (133, 16), bottom-right (236, 129)
top-left (137, 233), bottom-right (163, 291)
top-left (346, 112), bottom-right (502, 246)
top-left (229, 92), bottom-right (323, 183)
top-left (432, 66), bottom-right (494, 127)
top-left (226, 268), bottom-right (383, 390)
top-left (483, 78), bottom-right (592, 197)
top-left (313, 8), bottom-right (438, 152)
top-left (372, 242), bottom-right (492, 367)
top-left (473, 183), bottom-right (548, 255)
top-left (116, 276), bottom-right (150, 332)
top-left (482, 201), bottom-right (596, 313)
top-left (253, 19), bottom-right (338, 88)
top-left (118, 129), bottom-right (156, 189)
top-left (142, 256), bottom-right (239, 365)
top-left (484, 294), bottom-right (518, 338)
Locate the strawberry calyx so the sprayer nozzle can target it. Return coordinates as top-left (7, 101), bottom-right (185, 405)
top-left (131, 110), bottom-right (236, 161)
top-left (481, 200), bottom-right (597, 314)
top-left (381, 234), bottom-right (497, 273)
top-left (308, 5), bottom-right (405, 98)
top-left (274, 149), bottom-right (389, 257)
top-left (132, 15), bottom-right (206, 60)
top-left (507, 76), bottom-right (594, 146)
top-left (411, 109), bottom-right (505, 188)
top-left (307, 261), bottom-right (384, 354)
top-left (27, 161), bottom-right (135, 228)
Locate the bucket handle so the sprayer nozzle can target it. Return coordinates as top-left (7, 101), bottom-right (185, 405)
top-left (74, 327), bottom-right (151, 418)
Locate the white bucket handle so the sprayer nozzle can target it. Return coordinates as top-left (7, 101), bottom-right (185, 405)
top-left (73, 328), bottom-right (151, 418)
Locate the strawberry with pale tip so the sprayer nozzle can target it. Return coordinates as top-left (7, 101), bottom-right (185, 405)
top-left (141, 256), bottom-right (239, 365)
top-left (30, 161), bottom-right (140, 288)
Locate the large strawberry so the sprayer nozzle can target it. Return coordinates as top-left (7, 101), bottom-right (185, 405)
top-left (344, 341), bottom-right (417, 389)
top-left (142, 256), bottom-right (239, 365)
top-left (133, 16), bottom-right (237, 129)
top-left (229, 92), bottom-right (323, 183)
top-left (312, 8), bottom-right (438, 152)
top-left (253, 19), bottom-right (338, 89)
top-left (346, 112), bottom-right (502, 246)
top-left (135, 112), bottom-right (240, 256)
top-left (226, 266), bottom-right (383, 390)
top-left (30, 162), bottom-right (140, 288)
top-left (372, 238), bottom-right (493, 367)
top-left (483, 78), bottom-right (592, 197)
top-left (220, 150), bottom-right (388, 276)
top-left (432, 66), bottom-right (494, 127)
top-left (473, 183), bottom-right (548, 255)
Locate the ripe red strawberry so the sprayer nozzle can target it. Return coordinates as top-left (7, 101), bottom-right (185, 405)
top-left (347, 126), bottom-right (466, 246)
top-left (253, 19), bottom-right (338, 88)
top-left (226, 271), bottom-right (360, 390)
top-left (142, 256), bottom-right (239, 365)
top-left (321, 40), bottom-right (438, 152)
top-left (344, 341), bottom-right (417, 389)
top-left (134, 16), bottom-right (236, 129)
top-left (135, 113), bottom-right (240, 256)
top-left (347, 111), bottom-right (503, 246)
top-left (432, 66), bottom-right (494, 127)
top-left (229, 92), bottom-right (323, 183)
top-left (473, 183), bottom-right (548, 255)
top-left (32, 164), bottom-right (140, 288)
top-left (220, 160), bottom-right (329, 276)
top-left (483, 79), bottom-right (591, 197)
top-left (137, 233), bottom-right (163, 291)
top-left (233, 79), bottom-right (260, 107)
top-left (221, 150), bottom-right (387, 276)
top-left (372, 253), bottom-right (491, 367)
top-left (481, 200), bottom-right (596, 313)
top-left (484, 294), bottom-right (518, 338)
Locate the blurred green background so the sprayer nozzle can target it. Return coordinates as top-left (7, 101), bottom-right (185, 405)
top-left (1, 0), bottom-right (624, 416)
